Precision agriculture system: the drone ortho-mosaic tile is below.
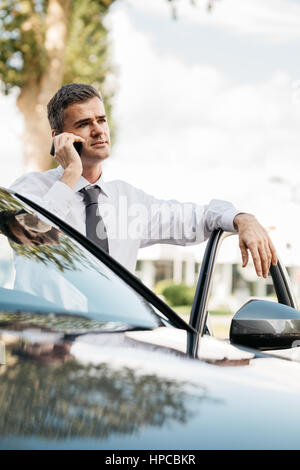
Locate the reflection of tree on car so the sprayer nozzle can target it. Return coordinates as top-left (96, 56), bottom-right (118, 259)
top-left (0, 342), bottom-right (218, 441)
top-left (0, 209), bottom-right (80, 272)
top-left (0, 209), bottom-right (92, 312)
top-left (0, 203), bottom-right (103, 273)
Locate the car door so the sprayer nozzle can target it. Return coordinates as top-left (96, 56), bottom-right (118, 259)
top-left (188, 229), bottom-right (297, 357)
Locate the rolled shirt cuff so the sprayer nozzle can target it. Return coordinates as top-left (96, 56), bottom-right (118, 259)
top-left (221, 209), bottom-right (243, 233)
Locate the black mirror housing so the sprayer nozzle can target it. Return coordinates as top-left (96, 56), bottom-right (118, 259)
top-left (230, 299), bottom-right (300, 350)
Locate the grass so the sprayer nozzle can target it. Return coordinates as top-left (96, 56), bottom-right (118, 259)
top-left (173, 305), bottom-right (232, 317)
top-left (173, 305), bottom-right (191, 317)
top-left (207, 309), bottom-right (233, 316)
top-left (173, 305), bottom-right (233, 339)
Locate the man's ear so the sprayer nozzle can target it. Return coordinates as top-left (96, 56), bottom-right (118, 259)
top-left (51, 129), bottom-right (61, 137)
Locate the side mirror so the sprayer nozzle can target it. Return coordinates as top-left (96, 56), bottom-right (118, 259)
top-left (230, 299), bottom-right (300, 350)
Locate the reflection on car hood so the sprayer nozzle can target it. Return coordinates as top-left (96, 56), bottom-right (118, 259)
top-left (3, 316), bottom-right (300, 449)
top-left (0, 310), bottom-right (147, 336)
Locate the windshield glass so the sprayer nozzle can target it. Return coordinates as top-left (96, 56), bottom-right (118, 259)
top-left (0, 189), bottom-right (160, 331)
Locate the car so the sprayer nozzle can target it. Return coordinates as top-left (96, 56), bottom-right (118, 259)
top-left (1, 186), bottom-right (300, 450)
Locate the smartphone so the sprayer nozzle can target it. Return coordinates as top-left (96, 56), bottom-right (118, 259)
top-left (50, 132), bottom-right (82, 157)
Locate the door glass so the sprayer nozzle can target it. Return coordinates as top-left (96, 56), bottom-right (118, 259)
top-left (207, 234), bottom-right (276, 340)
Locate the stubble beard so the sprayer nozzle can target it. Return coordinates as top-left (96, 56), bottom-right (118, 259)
top-left (81, 146), bottom-right (110, 166)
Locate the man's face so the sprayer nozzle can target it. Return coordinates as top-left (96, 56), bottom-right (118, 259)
top-left (63, 96), bottom-right (111, 162)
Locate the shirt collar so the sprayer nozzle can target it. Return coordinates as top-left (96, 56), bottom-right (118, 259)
top-left (56, 165), bottom-right (109, 197)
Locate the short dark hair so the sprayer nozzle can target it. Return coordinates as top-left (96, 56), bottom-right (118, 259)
top-left (47, 83), bottom-right (102, 131)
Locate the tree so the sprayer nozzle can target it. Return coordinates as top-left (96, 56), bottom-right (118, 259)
top-left (0, 346), bottom-right (210, 440)
top-left (0, 0), bottom-right (116, 171)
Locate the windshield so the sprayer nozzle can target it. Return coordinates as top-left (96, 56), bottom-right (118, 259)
top-left (0, 189), bottom-right (161, 331)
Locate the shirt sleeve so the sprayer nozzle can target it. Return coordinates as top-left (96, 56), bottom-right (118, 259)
top-left (138, 189), bottom-right (240, 248)
top-left (9, 173), bottom-right (77, 221)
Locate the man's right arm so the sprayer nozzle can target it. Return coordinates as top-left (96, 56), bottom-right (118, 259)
top-left (52, 132), bottom-right (84, 190)
top-left (9, 176), bottom-right (77, 222)
top-left (9, 132), bottom-right (84, 220)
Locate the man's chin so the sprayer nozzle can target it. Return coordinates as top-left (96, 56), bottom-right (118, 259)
top-left (82, 150), bottom-right (110, 161)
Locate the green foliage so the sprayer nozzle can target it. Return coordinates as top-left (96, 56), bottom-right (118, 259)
top-left (153, 278), bottom-right (175, 296)
top-left (154, 279), bottom-right (196, 306)
top-left (162, 282), bottom-right (195, 307)
top-left (0, 0), bottom-right (116, 125)
top-left (0, 0), bottom-right (48, 92)
top-left (63, 0), bottom-right (116, 141)
top-left (209, 309), bottom-right (233, 316)
top-left (64, 0), bottom-right (111, 89)
top-left (0, 189), bottom-right (24, 210)
top-left (173, 304), bottom-right (191, 317)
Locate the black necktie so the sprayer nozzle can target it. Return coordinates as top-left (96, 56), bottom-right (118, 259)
top-left (80, 185), bottom-right (109, 253)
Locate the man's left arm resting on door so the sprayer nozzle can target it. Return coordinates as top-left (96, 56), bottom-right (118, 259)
top-left (141, 196), bottom-right (277, 279)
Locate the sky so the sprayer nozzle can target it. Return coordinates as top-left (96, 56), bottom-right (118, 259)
top-left (103, 0), bottom-right (300, 259)
top-left (1, 0), bottom-right (300, 259)
top-left (103, 0), bottom-right (300, 215)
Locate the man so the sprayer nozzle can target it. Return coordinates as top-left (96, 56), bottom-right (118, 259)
top-left (10, 83), bottom-right (277, 277)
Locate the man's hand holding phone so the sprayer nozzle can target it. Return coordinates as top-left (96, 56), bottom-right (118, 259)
top-left (51, 132), bottom-right (85, 190)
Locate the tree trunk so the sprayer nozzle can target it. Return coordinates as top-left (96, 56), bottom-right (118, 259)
top-left (17, 0), bottom-right (72, 172)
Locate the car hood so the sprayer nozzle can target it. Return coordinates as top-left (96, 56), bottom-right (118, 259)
top-left (2, 321), bottom-right (300, 449)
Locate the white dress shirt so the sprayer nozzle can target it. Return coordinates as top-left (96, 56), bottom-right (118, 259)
top-left (10, 166), bottom-right (239, 272)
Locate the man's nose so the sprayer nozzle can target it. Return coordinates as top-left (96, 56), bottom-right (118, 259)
top-left (91, 121), bottom-right (104, 136)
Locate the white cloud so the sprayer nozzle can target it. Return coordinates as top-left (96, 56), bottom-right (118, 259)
top-left (105, 5), bottom-right (300, 227)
